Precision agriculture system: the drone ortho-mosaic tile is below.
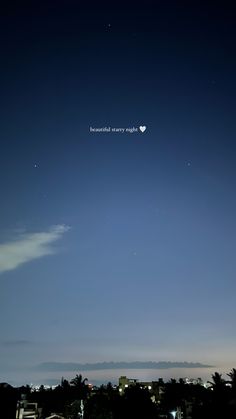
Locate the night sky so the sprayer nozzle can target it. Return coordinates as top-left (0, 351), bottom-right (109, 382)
top-left (0, 1), bottom-right (236, 386)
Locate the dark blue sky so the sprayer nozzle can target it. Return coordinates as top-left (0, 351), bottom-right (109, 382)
top-left (0, 1), bottom-right (236, 385)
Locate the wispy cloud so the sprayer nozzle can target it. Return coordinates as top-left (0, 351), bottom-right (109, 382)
top-left (0, 225), bottom-right (70, 274)
top-left (36, 361), bottom-right (213, 372)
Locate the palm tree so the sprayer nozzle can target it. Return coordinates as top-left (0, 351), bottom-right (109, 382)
top-left (70, 374), bottom-right (89, 400)
top-left (71, 374), bottom-right (88, 387)
top-left (227, 368), bottom-right (236, 391)
top-left (206, 372), bottom-right (229, 417)
top-left (208, 372), bottom-right (226, 391)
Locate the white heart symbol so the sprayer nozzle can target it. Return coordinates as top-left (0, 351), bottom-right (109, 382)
top-left (139, 126), bottom-right (146, 133)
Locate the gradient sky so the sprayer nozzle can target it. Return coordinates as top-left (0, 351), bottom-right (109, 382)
top-left (0, 1), bottom-right (236, 386)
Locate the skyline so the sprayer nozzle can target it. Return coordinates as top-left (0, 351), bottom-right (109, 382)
top-left (0, 1), bottom-right (236, 386)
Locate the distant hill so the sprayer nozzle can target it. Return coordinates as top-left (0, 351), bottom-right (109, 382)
top-left (37, 361), bottom-right (213, 371)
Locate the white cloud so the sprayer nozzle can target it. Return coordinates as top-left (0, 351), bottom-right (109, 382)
top-left (0, 225), bottom-right (70, 273)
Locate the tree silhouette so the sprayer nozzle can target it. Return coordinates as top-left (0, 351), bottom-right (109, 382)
top-left (206, 372), bottom-right (230, 419)
top-left (4, 368), bottom-right (236, 419)
top-left (227, 368), bottom-right (236, 390)
top-left (208, 372), bottom-right (226, 392)
top-left (61, 377), bottom-right (71, 390)
top-left (70, 374), bottom-right (89, 401)
top-left (226, 368), bottom-right (236, 416)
